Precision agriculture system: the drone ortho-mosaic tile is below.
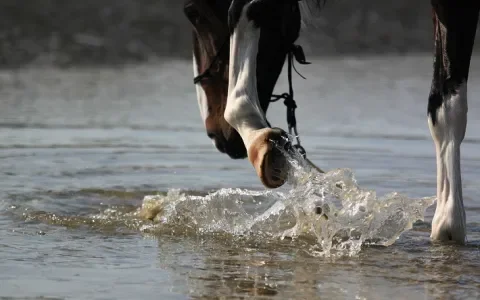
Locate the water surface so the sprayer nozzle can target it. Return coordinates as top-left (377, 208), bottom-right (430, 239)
top-left (1, 55), bottom-right (480, 299)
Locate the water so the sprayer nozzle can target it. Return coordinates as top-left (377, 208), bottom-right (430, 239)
top-left (1, 55), bottom-right (480, 299)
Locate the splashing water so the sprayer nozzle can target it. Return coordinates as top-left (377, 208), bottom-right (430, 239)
top-left (138, 143), bottom-right (435, 257)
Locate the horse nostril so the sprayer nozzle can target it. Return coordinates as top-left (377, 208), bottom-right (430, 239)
top-left (207, 132), bottom-right (216, 140)
top-left (207, 132), bottom-right (227, 154)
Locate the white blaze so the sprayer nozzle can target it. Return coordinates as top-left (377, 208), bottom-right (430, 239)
top-left (193, 53), bottom-right (209, 123)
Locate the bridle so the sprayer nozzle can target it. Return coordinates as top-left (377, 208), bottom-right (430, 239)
top-left (190, 0), bottom-right (311, 158)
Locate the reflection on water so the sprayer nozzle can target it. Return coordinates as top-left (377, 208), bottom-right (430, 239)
top-left (1, 56), bottom-right (480, 299)
top-left (153, 233), bottom-right (480, 299)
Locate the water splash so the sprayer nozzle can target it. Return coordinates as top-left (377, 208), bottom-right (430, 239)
top-left (138, 145), bottom-right (435, 257)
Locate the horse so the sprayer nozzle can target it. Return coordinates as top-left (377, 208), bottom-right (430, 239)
top-left (184, 0), bottom-right (480, 245)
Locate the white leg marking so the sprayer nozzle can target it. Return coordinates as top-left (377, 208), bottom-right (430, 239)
top-left (428, 82), bottom-right (467, 243)
top-left (193, 53), bottom-right (209, 123)
top-left (224, 7), bottom-right (269, 151)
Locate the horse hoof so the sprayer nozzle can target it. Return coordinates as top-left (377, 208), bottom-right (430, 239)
top-left (247, 127), bottom-right (290, 188)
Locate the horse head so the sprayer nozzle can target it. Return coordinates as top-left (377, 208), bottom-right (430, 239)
top-left (184, 0), bottom-right (302, 162)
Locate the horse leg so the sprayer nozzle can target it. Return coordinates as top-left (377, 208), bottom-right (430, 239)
top-left (428, 0), bottom-right (479, 243)
top-left (224, 0), bottom-right (289, 188)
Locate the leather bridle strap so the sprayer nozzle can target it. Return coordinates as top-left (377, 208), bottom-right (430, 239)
top-left (270, 44), bottom-right (310, 158)
top-left (185, 0), bottom-right (229, 81)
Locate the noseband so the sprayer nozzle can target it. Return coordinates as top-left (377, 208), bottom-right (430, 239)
top-left (189, 0), bottom-right (310, 158)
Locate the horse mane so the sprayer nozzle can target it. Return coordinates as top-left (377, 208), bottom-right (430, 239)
top-left (298, 0), bottom-right (329, 27)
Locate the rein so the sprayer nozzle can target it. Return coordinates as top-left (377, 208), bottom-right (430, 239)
top-left (270, 44), bottom-right (310, 158)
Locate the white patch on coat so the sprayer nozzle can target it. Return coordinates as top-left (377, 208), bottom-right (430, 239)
top-left (224, 5), bottom-right (269, 151)
top-left (428, 82), bottom-right (468, 243)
